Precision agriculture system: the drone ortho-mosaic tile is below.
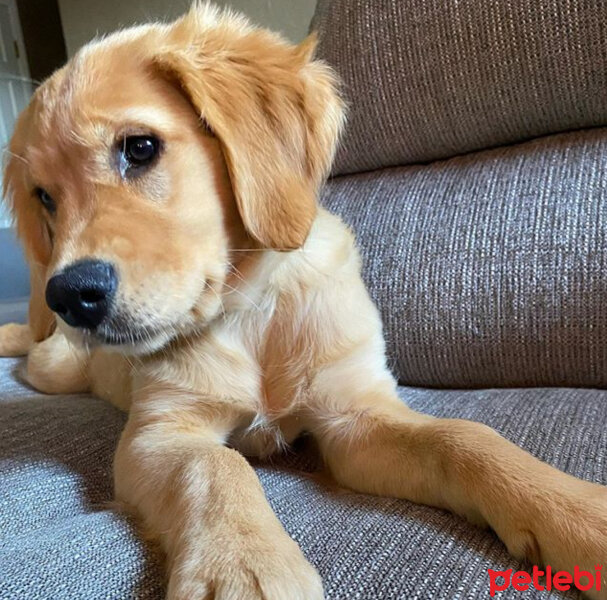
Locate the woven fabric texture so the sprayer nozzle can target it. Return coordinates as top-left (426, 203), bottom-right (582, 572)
top-left (3, 354), bottom-right (603, 599)
top-left (322, 127), bottom-right (607, 388)
top-left (312, 0), bottom-right (607, 175)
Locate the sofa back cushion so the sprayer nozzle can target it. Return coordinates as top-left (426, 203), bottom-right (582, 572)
top-left (322, 128), bottom-right (607, 388)
top-left (312, 0), bottom-right (607, 175)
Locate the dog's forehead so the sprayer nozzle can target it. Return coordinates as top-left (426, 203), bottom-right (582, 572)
top-left (14, 35), bottom-right (179, 190)
top-left (34, 48), bottom-right (146, 140)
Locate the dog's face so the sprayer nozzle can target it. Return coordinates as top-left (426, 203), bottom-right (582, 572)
top-left (10, 53), bottom-right (238, 353)
top-left (4, 5), bottom-right (344, 354)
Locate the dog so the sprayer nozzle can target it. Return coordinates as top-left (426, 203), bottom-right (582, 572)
top-left (0, 3), bottom-right (605, 599)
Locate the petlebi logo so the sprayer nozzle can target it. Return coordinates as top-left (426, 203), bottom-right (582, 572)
top-left (488, 565), bottom-right (603, 596)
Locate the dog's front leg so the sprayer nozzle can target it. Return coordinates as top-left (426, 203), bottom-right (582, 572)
top-left (309, 371), bottom-right (607, 598)
top-left (0, 324), bottom-right (90, 394)
top-left (115, 389), bottom-right (323, 600)
top-left (0, 323), bottom-right (33, 357)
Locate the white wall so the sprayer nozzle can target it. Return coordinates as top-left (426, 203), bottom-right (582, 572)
top-left (57, 0), bottom-right (317, 56)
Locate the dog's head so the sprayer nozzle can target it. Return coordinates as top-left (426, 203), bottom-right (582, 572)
top-left (4, 3), bottom-right (344, 354)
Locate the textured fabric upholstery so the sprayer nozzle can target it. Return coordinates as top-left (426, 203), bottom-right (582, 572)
top-left (0, 357), bottom-right (166, 600)
top-left (2, 353), bottom-right (602, 599)
top-left (322, 127), bottom-right (607, 388)
top-left (312, 0), bottom-right (607, 175)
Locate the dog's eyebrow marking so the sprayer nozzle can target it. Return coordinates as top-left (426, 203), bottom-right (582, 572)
top-left (114, 108), bottom-right (177, 132)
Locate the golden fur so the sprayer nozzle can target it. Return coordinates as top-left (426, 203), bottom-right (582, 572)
top-left (1, 4), bottom-right (606, 599)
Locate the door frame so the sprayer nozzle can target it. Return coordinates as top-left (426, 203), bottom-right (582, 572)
top-left (0, 0), bottom-right (31, 82)
top-left (0, 0), bottom-right (30, 227)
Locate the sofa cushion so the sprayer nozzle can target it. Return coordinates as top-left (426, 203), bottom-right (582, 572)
top-left (322, 127), bottom-right (607, 388)
top-left (312, 0), bottom-right (607, 175)
top-left (1, 353), bottom-right (601, 599)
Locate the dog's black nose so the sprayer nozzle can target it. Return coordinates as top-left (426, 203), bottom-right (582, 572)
top-left (45, 260), bottom-right (117, 329)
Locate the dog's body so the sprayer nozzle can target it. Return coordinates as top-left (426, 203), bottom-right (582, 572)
top-left (1, 4), bottom-right (606, 599)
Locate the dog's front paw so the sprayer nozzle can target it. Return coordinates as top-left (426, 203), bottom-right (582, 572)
top-left (0, 323), bottom-right (32, 357)
top-left (555, 485), bottom-right (607, 600)
top-left (167, 533), bottom-right (323, 600)
top-left (506, 481), bottom-right (607, 600)
top-left (21, 332), bottom-right (90, 394)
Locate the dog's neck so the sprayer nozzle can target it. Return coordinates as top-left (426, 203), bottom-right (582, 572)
top-left (141, 208), bottom-right (351, 363)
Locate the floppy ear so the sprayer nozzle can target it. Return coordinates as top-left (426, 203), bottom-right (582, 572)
top-left (26, 263), bottom-right (55, 343)
top-left (155, 5), bottom-right (345, 249)
top-left (4, 111), bottom-right (55, 342)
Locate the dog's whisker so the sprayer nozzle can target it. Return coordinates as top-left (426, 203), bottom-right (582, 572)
top-left (226, 267), bottom-right (251, 288)
top-left (1, 148), bottom-right (29, 166)
top-left (218, 281), bottom-right (262, 312)
top-left (207, 283), bottom-right (226, 316)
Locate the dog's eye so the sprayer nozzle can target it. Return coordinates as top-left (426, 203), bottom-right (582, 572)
top-left (35, 188), bottom-right (56, 213)
top-left (121, 135), bottom-right (160, 169)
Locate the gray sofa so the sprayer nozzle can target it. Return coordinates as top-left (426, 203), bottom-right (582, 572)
top-left (2, 1), bottom-right (606, 598)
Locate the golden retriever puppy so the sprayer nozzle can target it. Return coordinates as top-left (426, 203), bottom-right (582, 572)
top-left (1, 3), bottom-right (606, 599)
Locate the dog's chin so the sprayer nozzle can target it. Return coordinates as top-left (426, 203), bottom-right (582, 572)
top-left (55, 290), bottom-right (224, 356)
top-left (57, 320), bottom-right (183, 356)
top-left (97, 327), bottom-right (176, 356)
